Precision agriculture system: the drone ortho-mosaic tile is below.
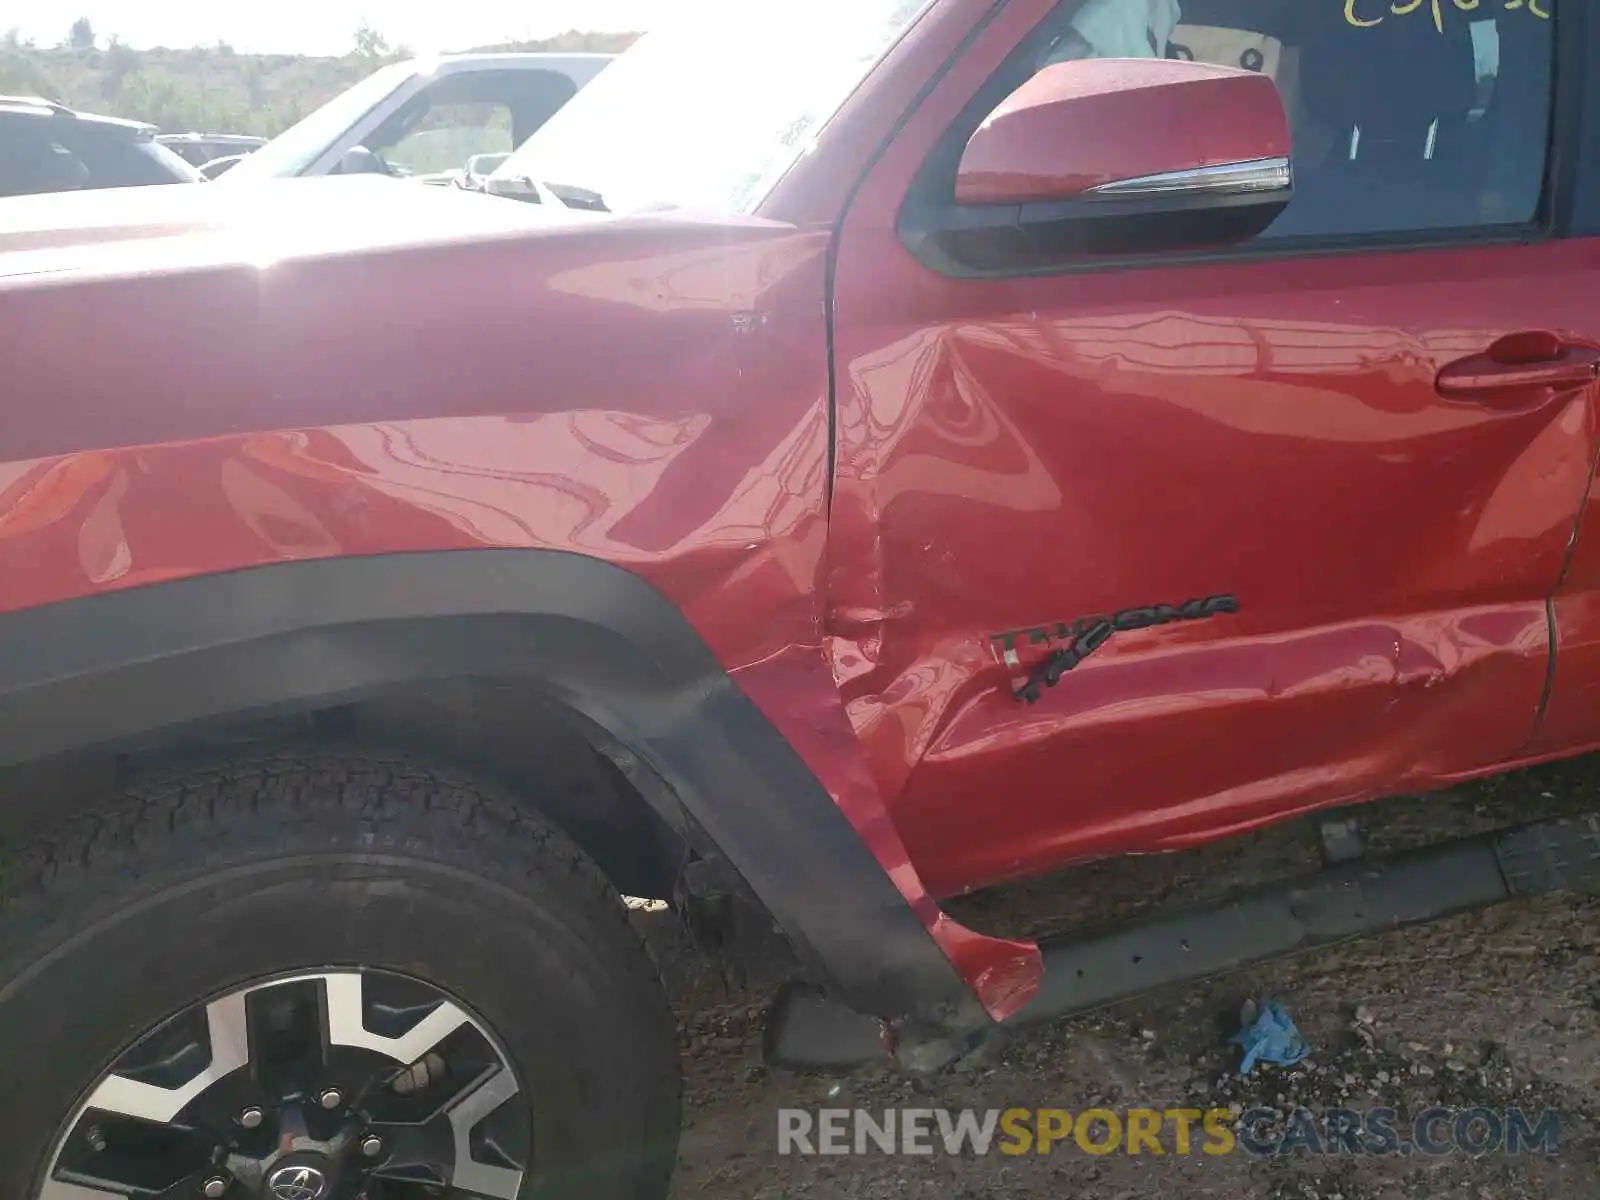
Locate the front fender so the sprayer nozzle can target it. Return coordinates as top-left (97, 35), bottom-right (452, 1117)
top-left (0, 550), bottom-right (1039, 1034)
top-left (1, 214), bottom-right (1039, 1037)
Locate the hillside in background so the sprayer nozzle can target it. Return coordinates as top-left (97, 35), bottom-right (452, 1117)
top-left (0, 21), bottom-right (640, 137)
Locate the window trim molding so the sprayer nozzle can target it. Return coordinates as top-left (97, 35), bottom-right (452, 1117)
top-left (1554, 0), bottom-right (1598, 236)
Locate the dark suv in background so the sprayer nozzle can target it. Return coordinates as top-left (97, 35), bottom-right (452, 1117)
top-left (0, 96), bottom-right (204, 197)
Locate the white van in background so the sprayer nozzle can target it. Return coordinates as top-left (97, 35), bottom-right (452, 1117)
top-left (214, 53), bottom-right (613, 184)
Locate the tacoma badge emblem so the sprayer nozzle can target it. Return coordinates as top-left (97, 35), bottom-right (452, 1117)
top-left (992, 594), bottom-right (1240, 704)
top-left (267, 1165), bottom-right (328, 1200)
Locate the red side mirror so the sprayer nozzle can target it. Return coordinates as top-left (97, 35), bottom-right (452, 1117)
top-left (902, 59), bottom-right (1292, 272)
top-left (957, 58), bottom-right (1291, 207)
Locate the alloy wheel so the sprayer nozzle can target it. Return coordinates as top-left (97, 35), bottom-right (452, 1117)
top-left (37, 968), bottom-right (529, 1200)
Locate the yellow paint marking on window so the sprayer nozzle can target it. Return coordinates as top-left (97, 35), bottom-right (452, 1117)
top-left (1345, 0), bottom-right (1384, 27)
top-left (1347, 0), bottom-right (1550, 29)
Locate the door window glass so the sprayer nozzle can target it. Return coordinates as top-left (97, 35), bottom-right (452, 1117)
top-left (370, 69), bottom-right (579, 179)
top-left (380, 102), bottom-right (514, 176)
top-left (1030, 0), bottom-right (1556, 239)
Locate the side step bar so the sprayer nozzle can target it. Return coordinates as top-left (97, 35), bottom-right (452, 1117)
top-left (764, 811), bottom-right (1600, 1072)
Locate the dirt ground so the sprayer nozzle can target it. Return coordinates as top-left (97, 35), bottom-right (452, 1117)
top-left (641, 757), bottom-right (1600, 1198)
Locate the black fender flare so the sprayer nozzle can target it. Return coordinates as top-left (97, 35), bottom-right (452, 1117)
top-left (0, 549), bottom-right (989, 1033)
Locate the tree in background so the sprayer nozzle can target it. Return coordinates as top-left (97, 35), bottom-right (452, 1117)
top-left (0, 29), bottom-right (47, 96)
top-left (353, 21), bottom-right (389, 59)
top-left (100, 36), bottom-right (137, 101)
top-left (68, 17), bottom-right (95, 51)
top-left (241, 58), bottom-right (266, 109)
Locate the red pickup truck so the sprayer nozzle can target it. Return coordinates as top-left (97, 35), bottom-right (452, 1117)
top-left (0, 1), bottom-right (1590, 1197)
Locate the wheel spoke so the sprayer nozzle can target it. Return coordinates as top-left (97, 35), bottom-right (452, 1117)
top-left (245, 975), bottom-right (328, 1096)
top-left (364, 1118), bottom-right (452, 1185)
top-left (446, 1068), bottom-right (523, 1200)
top-left (324, 973), bottom-right (473, 1063)
top-left (46, 1114), bottom-right (215, 1197)
top-left (85, 992), bottom-right (249, 1124)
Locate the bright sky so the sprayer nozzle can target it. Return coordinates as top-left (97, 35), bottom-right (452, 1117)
top-left (11, 1), bottom-right (666, 54)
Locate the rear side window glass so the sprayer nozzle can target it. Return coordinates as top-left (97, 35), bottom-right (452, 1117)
top-left (1030, 0), bottom-right (1557, 241)
top-left (0, 118), bottom-right (89, 196)
top-left (0, 117), bottom-right (198, 194)
top-left (65, 130), bottom-right (200, 188)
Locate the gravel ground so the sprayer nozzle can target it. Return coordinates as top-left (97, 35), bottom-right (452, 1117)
top-left (642, 757), bottom-right (1600, 1199)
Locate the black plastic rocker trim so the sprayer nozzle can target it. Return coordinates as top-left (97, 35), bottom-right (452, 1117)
top-left (1013, 811), bottom-right (1600, 1027)
top-left (764, 809), bottom-right (1600, 1071)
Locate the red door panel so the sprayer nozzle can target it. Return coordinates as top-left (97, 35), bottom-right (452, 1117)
top-left (821, 3), bottom-right (1594, 899)
top-left (827, 241), bottom-right (1597, 898)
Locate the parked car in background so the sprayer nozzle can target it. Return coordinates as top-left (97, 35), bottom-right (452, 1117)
top-left (155, 131), bottom-right (267, 168)
top-left (0, 96), bottom-right (204, 197)
top-left (215, 53), bottom-right (613, 186)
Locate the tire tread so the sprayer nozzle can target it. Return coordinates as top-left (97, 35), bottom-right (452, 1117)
top-left (0, 747), bottom-right (681, 1200)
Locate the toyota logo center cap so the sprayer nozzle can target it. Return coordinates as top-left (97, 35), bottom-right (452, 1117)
top-left (267, 1164), bottom-right (329, 1200)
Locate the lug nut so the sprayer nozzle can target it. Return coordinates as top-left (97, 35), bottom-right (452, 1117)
top-left (202, 1178), bottom-right (229, 1199)
top-left (318, 1087), bottom-right (343, 1110)
top-left (238, 1107), bottom-right (263, 1129)
top-left (85, 1125), bottom-right (106, 1152)
top-left (361, 1134), bottom-right (384, 1157)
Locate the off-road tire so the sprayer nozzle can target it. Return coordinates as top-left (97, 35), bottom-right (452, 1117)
top-left (0, 750), bottom-right (682, 1199)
